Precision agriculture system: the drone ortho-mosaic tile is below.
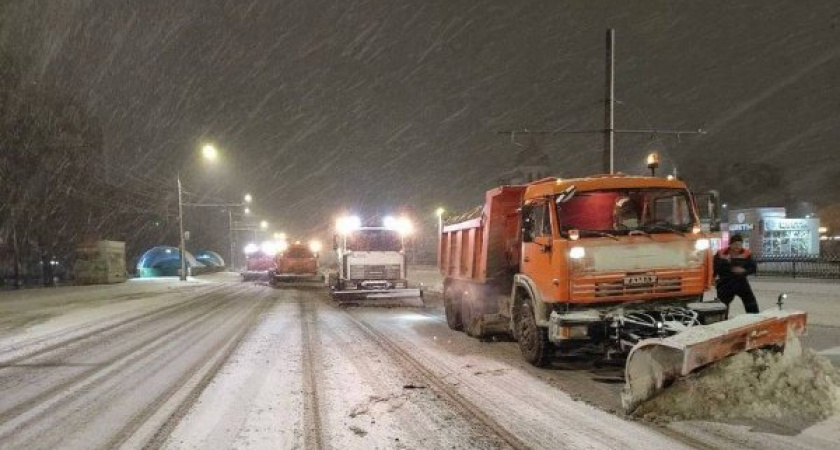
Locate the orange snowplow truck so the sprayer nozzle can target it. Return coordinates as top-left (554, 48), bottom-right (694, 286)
top-left (440, 175), bottom-right (806, 409)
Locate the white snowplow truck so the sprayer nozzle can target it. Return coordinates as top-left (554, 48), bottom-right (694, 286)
top-left (329, 215), bottom-right (422, 303)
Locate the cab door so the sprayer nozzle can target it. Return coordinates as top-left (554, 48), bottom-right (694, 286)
top-left (522, 199), bottom-right (559, 301)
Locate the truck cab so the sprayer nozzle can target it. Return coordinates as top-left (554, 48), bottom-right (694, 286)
top-left (329, 215), bottom-right (422, 301)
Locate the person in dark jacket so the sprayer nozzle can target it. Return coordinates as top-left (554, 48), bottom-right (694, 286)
top-left (714, 233), bottom-right (759, 315)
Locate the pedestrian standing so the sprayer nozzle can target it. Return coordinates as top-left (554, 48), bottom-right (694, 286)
top-left (714, 233), bottom-right (759, 315)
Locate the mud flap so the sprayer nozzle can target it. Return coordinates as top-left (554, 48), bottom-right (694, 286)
top-left (622, 309), bottom-right (807, 412)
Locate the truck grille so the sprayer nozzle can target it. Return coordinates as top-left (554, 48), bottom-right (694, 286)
top-left (592, 277), bottom-right (682, 297)
top-left (349, 264), bottom-right (401, 280)
top-left (571, 270), bottom-right (705, 301)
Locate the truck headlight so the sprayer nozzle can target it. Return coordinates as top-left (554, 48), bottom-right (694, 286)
top-left (309, 240), bottom-right (322, 253)
top-left (695, 239), bottom-right (710, 251)
top-left (570, 246), bottom-right (586, 259)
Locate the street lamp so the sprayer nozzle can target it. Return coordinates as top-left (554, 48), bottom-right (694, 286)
top-left (244, 193), bottom-right (253, 204)
top-left (178, 145), bottom-right (221, 281)
top-left (202, 144), bottom-right (218, 162)
top-left (646, 152), bottom-right (660, 176)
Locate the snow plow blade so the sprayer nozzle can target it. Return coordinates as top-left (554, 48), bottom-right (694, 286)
top-left (331, 288), bottom-right (424, 307)
top-left (622, 310), bottom-right (807, 412)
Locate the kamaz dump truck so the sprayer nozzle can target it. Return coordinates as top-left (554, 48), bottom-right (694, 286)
top-left (439, 175), bottom-right (806, 410)
top-left (329, 215), bottom-right (422, 303)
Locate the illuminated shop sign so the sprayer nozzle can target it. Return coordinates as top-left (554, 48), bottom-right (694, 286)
top-left (763, 219), bottom-right (811, 231)
top-left (729, 223), bottom-right (754, 231)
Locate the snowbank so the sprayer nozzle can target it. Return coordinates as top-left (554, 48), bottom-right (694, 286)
top-left (634, 336), bottom-right (840, 424)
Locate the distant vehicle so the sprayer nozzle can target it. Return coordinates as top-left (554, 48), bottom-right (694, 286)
top-left (269, 240), bottom-right (322, 284)
top-left (241, 243), bottom-right (274, 281)
top-left (328, 215), bottom-right (422, 303)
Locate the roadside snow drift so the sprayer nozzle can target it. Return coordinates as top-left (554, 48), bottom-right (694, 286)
top-left (633, 335), bottom-right (840, 423)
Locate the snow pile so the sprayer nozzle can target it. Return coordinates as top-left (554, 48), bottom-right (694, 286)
top-left (634, 336), bottom-right (840, 423)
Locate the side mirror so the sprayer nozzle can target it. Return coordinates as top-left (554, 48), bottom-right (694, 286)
top-left (693, 190), bottom-right (722, 232)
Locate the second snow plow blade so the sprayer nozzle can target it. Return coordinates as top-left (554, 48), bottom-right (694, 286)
top-left (622, 310), bottom-right (807, 412)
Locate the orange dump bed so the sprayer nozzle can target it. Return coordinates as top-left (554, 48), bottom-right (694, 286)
top-left (439, 186), bottom-right (524, 284)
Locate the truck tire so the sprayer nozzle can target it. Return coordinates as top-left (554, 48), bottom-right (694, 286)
top-left (514, 296), bottom-right (553, 367)
top-left (443, 287), bottom-right (463, 331)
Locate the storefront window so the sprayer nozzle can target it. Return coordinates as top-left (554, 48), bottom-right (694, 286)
top-left (762, 230), bottom-right (812, 255)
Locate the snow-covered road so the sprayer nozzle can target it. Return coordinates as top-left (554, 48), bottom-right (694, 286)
top-left (0, 273), bottom-right (838, 449)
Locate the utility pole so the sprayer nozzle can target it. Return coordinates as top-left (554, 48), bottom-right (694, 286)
top-left (183, 200), bottom-right (251, 271)
top-left (177, 172), bottom-right (187, 281)
top-left (497, 28), bottom-right (705, 174)
top-left (228, 208), bottom-right (236, 270)
top-left (604, 28), bottom-right (615, 174)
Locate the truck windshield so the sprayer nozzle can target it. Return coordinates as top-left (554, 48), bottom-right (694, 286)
top-left (345, 229), bottom-right (402, 251)
top-left (556, 188), bottom-right (696, 236)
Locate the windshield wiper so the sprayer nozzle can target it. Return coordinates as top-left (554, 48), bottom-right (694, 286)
top-left (580, 230), bottom-right (620, 241)
top-left (643, 224), bottom-right (686, 236)
top-left (628, 229), bottom-right (653, 239)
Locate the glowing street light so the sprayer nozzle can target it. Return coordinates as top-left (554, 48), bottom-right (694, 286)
top-left (202, 144), bottom-right (218, 161)
top-left (243, 207), bottom-right (251, 215)
top-left (179, 145), bottom-right (220, 281)
top-left (260, 220), bottom-right (269, 230)
top-left (244, 193), bottom-right (253, 203)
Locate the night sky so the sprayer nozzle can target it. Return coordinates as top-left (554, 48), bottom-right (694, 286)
top-left (2, 1), bottom-right (839, 244)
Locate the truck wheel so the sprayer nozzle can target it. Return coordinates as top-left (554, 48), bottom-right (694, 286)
top-left (515, 297), bottom-right (553, 367)
top-left (443, 288), bottom-right (463, 331)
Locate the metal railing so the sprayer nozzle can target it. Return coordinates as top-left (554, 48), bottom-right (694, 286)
top-left (756, 253), bottom-right (840, 279)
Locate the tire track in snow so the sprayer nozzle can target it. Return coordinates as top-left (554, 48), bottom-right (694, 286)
top-left (0, 293), bottom-right (235, 441)
top-left (300, 299), bottom-right (326, 450)
top-left (337, 308), bottom-right (531, 450)
top-left (0, 284), bottom-right (238, 366)
top-left (120, 291), bottom-right (275, 449)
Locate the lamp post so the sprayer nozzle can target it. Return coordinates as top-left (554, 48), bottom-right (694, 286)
top-left (258, 220), bottom-right (269, 241)
top-left (177, 143), bottom-right (219, 281)
top-left (229, 194), bottom-right (253, 270)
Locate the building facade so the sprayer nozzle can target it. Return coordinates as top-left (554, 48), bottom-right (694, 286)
top-left (727, 208), bottom-right (820, 257)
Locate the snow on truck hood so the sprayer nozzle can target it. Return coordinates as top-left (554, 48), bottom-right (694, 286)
top-left (582, 239), bottom-right (703, 272)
